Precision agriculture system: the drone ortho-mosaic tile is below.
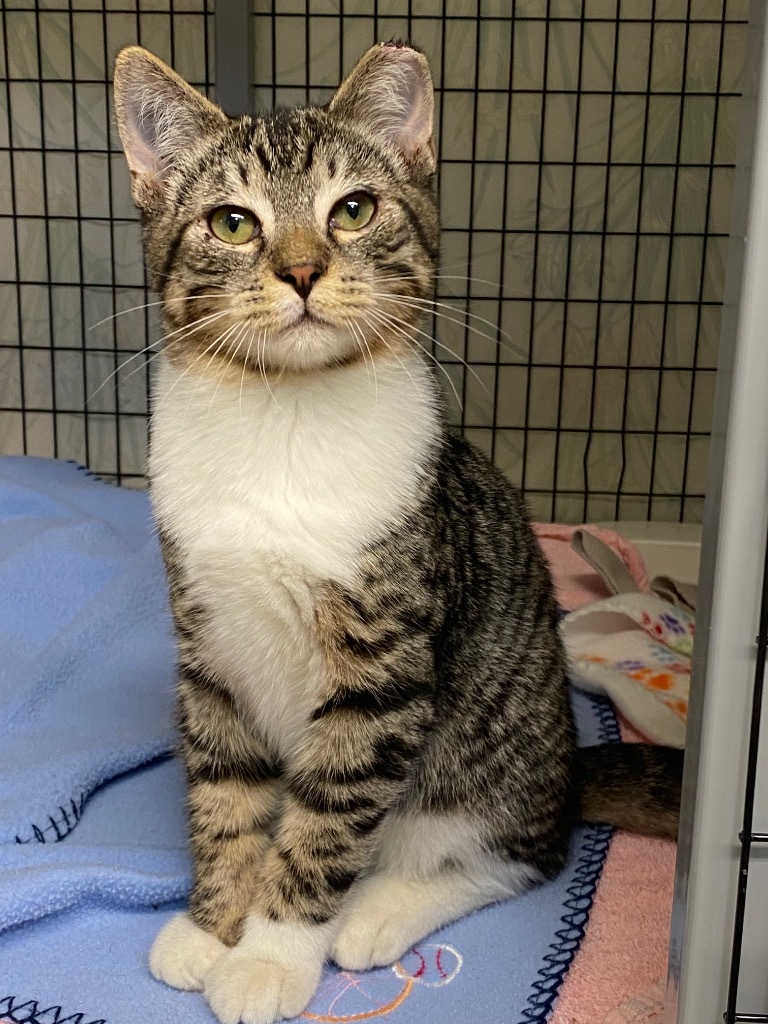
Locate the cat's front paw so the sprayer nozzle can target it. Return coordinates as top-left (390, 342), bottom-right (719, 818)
top-left (332, 879), bottom-right (416, 970)
top-left (332, 911), bottom-right (412, 971)
top-left (149, 912), bottom-right (227, 991)
top-left (203, 913), bottom-right (330, 1024)
top-left (204, 951), bottom-right (321, 1024)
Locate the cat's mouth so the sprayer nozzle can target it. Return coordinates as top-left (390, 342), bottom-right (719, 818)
top-left (298, 310), bottom-right (323, 325)
top-left (292, 308), bottom-right (330, 328)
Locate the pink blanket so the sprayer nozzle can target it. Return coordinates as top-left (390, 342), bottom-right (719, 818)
top-left (535, 524), bottom-right (674, 1024)
top-left (533, 524), bottom-right (650, 609)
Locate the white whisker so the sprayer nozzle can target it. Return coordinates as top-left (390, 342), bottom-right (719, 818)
top-left (257, 329), bottom-right (278, 405)
top-left (240, 326), bottom-right (255, 417)
top-left (90, 305), bottom-right (240, 407)
top-left (86, 341), bottom-right (161, 405)
top-left (369, 290), bottom-right (521, 356)
top-left (357, 313), bottom-right (421, 403)
top-left (369, 306), bottom-right (488, 398)
top-left (207, 322), bottom-right (248, 420)
top-left (87, 290), bottom-right (230, 331)
top-left (180, 322), bottom-right (242, 424)
top-left (358, 320), bottom-right (379, 406)
top-left (168, 324), bottom-right (240, 417)
top-left (373, 271), bottom-right (509, 293)
top-left (160, 306), bottom-right (237, 346)
top-left (345, 317), bottom-right (378, 405)
top-left (106, 346), bottom-right (166, 395)
top-left (366, 308), bottom-right (463, 413)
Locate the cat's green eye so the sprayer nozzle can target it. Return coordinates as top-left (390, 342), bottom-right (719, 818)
top-left (208, 206), bottom-right (260, 245)
top-left (330, 193), bottom-right (376, 232)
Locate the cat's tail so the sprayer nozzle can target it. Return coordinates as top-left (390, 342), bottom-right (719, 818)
top-left (575, 744), bottom-right (683, 840)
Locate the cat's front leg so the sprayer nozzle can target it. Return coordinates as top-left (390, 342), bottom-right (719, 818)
top-left (150, 665), bottom-right (281, 993)
top-left (193, 769), bottom-right (393, 1024)
top-left (203, 759), bottom-right (424, 1024)
top-left (203, 586), bottom-right (435, 1024)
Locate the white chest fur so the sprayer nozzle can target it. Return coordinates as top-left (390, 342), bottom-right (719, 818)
top-left (150, 353), bottom-right (438, 757)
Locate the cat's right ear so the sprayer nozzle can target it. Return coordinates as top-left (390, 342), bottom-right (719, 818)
top-left (113, 46), bottom-right (226, 212)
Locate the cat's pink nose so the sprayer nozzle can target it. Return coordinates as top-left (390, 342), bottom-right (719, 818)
top-left (278, 263), bottom-right (323, 300)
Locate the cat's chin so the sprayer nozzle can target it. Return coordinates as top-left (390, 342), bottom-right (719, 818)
top-left (263, 320), bottom-right (370, 373)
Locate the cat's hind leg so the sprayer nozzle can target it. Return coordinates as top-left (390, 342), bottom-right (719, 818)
top-left (331, 812), bottom-right (542, 971)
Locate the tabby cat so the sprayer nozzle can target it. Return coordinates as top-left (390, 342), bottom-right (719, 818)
top-left (114, 42), bottom-right (681, 1024)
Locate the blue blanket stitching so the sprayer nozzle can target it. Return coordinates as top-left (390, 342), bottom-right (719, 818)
top-left (65, 461), bottom-right (111, 485)
top-left (14, 796), bottom-right (86, 845)
top-left (517, 695), bottom-right (619, 1024)
top-left (0, 995), bottom-right (106, 1024)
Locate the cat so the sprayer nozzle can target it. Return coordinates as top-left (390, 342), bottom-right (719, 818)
top-left (114, 41), bottom-right (682, 1024)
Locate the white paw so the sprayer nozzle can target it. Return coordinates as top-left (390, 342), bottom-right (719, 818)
top-left (332, 879), bottom-right (418, 971)
top-left (204, 950), bottom-right (321, 1024)
top-left (332, 911), bottom-right (413, 971)
top-left (149, 912), bottom-right (227, 991)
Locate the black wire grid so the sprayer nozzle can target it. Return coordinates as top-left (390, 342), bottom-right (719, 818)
top-left (723, 499), bottom-right (768, 1023)
top-left (0, 0), bottom-right (747, 521)
top-left (0, 0), bottom-right (215, 489)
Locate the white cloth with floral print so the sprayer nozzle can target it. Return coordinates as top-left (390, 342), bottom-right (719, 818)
top-left (562, 593), bottom-right (692, 748)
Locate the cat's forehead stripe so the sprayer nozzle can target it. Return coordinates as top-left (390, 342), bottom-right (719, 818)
top-left (254, 145), bottom-right (272, 176)
top-left (233, 108), bottom-right (399, 183)
top-left (303, 140), bottom-right (316, 174)
top-left (245, 110), bottom-right (318, 175)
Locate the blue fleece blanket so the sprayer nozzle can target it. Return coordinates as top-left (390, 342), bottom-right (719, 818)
top-left (0, 457), bottom-right (177, 846)
top-left (0, 457), bottom-right (616, 1024)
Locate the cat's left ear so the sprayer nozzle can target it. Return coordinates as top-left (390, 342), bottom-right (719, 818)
top-left (113, 46), bottom-right (227, 212)
top-left (329, 42), bottom-right (436, 177)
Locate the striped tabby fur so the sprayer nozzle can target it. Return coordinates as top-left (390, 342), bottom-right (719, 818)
top-left (114, 42), bottom-right (681, 1024)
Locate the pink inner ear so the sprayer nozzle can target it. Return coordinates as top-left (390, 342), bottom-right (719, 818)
top-left (388, 60), bottom-right (433, 163)
top-left (115, 49), bottom-right (227, 187)
top-left (115, 71), bottom-right (175, 181)
top-left (327, 43), bottom-right (436, 169)
top-left (122, 114), bottom-right (165, 177)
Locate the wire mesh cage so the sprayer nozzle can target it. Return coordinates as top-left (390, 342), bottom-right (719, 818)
top-left (0, 0), bottom-right (747, 522)
top-left (1, 0), bottom-right (215, 488)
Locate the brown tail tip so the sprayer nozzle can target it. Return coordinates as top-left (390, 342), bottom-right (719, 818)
top-left (576, 744), bottom-right (683, 840)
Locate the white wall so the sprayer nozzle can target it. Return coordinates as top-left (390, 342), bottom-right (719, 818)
top-left (667, 1), bottom-right (768, 1017)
